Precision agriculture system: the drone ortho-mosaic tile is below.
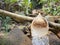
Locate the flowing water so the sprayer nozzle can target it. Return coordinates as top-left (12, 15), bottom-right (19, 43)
top-left (32, 35), bottom-right (49, 45)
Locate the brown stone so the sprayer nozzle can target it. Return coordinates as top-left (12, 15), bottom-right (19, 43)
top-left (49, 31), bottom-right (60, 45)
top-left (7, 27), bottom-right (32, 45)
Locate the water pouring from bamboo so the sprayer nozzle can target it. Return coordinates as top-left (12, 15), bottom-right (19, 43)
top-left (31, 13), bottom-right (49, 45)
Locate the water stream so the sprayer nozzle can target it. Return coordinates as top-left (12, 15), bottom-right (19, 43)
top-left (32, 35), bottom-right (49, 45)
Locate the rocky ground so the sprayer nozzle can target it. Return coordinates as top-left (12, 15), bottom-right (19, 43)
top-left (0, 19), bottom-right (60, 45)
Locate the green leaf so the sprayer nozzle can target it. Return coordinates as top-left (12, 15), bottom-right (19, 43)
top-left (10, 0), bottom-right (18, 3)
top-left (5, 0), bottom-right (18, 4)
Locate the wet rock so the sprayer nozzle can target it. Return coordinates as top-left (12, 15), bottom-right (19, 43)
top-left (7, 27), bottom-right (32, 45)
top-left (49, 31), bottom-right (60, 45)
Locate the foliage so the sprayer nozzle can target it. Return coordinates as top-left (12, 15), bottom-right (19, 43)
top-left (4, 0), bottom-right (32, 14)
top-left (31, 0), bottom-right (42, 9)
top-left (0, 16), bottom-right (11, 32)
top-left (39, 0), bottom-right (60, 16)
top-left (1, 0), bottom-right (60, 15)
top-left (0, 0), bottom-right (19, 12)
top-left (31, 0), bottom-right (38, 9)
top-left (18, 0), bottom-right (32, 14)
top-left (4, 0), bottom-right (18, 4)
top-left (26, 0), bottom-right (60, 15)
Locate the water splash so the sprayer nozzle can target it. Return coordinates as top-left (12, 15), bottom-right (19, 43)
top-left (32, 35), bottom-right (49, 45)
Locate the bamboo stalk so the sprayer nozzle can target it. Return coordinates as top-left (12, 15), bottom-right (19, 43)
top-left (0, 9), bottom-right (34, 22)
top-left (0, 9), bottom-right (60, 29)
